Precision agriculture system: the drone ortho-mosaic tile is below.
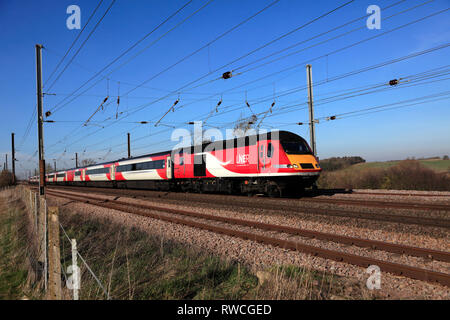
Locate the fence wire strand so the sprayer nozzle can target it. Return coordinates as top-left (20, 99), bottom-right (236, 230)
top-left (59, 222), bottom-right (111, 300)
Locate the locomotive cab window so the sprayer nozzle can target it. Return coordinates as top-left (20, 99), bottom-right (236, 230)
top-left (281, 139), bottom-right (311, 155)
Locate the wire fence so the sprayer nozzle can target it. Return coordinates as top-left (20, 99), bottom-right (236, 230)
top-left (16, 185), bottom-right (111, 300)
top-left (59, 222), bottom-right (111, 300)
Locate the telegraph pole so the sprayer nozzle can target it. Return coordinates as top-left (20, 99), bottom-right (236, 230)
top-left (306, 64), bottom-right (317, 156)
top-left (75, 153), bottom-right (78, 168)
top-left (11, 133), bottom-right (16, 184)
top-left (36, 44), bottom-right (45, 195)
top-left (54, 160), bottom-right (56, 172)
top-left (127, 133), bottom-right (131, 158)
top-left (5, 154), bottom-right (7, 171)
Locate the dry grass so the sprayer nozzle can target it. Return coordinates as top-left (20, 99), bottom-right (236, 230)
top-left (0, 171), bottom-right (15, 188)
top-left (0, 191), bottom-right (42, 300)
top-left (57, 210), bottom-right (373, 300)
top-left (248, 265), bottom-right (375, 300)
top-left (2, 187), bottom-right (377, 300)
top-left (318, 160), bottom-right (450, 191)
top-left (58, 211), bottom-right (259, 300)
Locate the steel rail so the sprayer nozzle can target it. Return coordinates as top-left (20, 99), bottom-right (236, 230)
top-left (300, 197), bottom-right (450, 211)
top-left (350, 191), bottom-right (450, 198)
top-left (47, 189), bottom-right (450, 262)
top-left (38, 185), bottom-right (450, 228)
top-left (44, 189), bottom-right (450, 287)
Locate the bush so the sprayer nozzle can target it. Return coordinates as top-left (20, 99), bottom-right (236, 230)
top-left (317, 160), bottom-right (450, 191)
top-left (0, 171), bottom-right (15, 188)
top-left (319, 156), bottom-right (365, 171)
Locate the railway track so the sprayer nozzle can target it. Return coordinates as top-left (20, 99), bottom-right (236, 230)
top-left (44, 188), bottom-right (450, 287)
top-left (39, 186), bottom-right (450, 229)
top-left (351, 191), bottom-right (450, 197)
top-left (298, 197), bottom-right (450, 211)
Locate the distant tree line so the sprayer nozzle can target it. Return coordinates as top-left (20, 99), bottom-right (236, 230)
top-left (319, 156), bottom-right (366, 172)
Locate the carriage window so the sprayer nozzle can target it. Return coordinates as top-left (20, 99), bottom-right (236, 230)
top-left (116, 160), bottom-right (165, 172)
top-left (267, 143), bottom-right (273, 158)
top-left (179, 157), bottom-right (184, 165)
top-left (86, 167), bottom-right (109, 175)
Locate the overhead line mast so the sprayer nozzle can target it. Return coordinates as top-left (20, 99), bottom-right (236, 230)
top-left (306, 65), bottom-right (317, 157)
top-left (11, 133), bottom-right (16, 184)
top-left (36, 44), bottom-right (45, 195)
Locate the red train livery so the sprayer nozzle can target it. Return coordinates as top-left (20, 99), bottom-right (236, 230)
top-left (34, 131), bottom-right (321, 197)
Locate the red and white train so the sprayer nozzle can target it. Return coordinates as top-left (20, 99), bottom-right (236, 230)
top-left (30, 131), bottom-right (321, 197)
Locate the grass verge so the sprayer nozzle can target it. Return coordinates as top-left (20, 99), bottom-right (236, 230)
top-left (58, 209), bottom-right (374, 300)
top-left (0, 198), bottom-right (30, 299)
top-left (59, 212), bottom-right (258, 300)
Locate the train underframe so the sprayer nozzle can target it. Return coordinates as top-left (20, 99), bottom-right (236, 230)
top-left (52, 175), bottom-right (319, 197)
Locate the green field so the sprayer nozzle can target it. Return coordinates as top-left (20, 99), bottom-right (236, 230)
top-left (353, 159), bottom-right (450, 172)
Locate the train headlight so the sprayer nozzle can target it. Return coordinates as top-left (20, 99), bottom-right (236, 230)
top-left (287, 164), bottom-right (293, 168)
top-left (293, 164), bottom-right (298, 168)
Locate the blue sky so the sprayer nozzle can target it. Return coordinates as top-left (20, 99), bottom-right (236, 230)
top-left (1, 0), bottom-right (449, 177)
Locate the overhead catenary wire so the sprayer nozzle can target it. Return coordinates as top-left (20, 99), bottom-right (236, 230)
top-left (48, 0), bottom-right (206, 116)
top-left (44, 43), bottom-right (450, 156)
top-left (44, 0), bottom-right (105, 87)
top-left (44, 0), bottom-right (374, 152)
top-left (180, 48), bottom-right (450, 125)
top-left (230, 0), bottom-right (413, 72)
top-left (234, 0), bottom-right (436, 73)
top-left (53, 68), bottom-right (450, 161)
top-left (136, 0), bottom-right (356, 126)
top-left (40, 3), bottom-right (448, 157)
top-left (46, 0), bottom-right (280, 143)
top-left (132, 5), bottom-right (449, 127)
top-left (42, 0), bottom-right (199, 149)
top-left (95, 91), bottom-right (450, 162)
top-left (121, 0), bottom-right (282, 97)
top-left (238, 5), bottom-right (450, 76)
top-left (253, 73), bottom-right (450, 126)
top-left (206, 73), bottom-right (450, 130)
top-left (43, 0), bottom-right (212, 152)
top-left (55, 0), bottom-right (354, 129)
top-left (45, 0), bottom-right (117, 92)
top-left (317, 90), bottom-right (450, 120)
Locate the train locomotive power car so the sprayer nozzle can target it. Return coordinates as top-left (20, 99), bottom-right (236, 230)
top-left (33, 131), bottom-right (321, 197)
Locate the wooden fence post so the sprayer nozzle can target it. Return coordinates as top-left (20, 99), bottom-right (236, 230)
top-left (34, 193), bottom-right (38, 232)
top-left (29, 189), bottom-right (32, 213)
top-left (47, 206), bottom-right (62, 300)
top-left (71, 239), bottom-right (79, 300)
top-left (37, 196), bottom-right (48, 292)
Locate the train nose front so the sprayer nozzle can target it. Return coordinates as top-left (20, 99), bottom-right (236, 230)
top-left (285, 154), bottom-right (321, 171)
